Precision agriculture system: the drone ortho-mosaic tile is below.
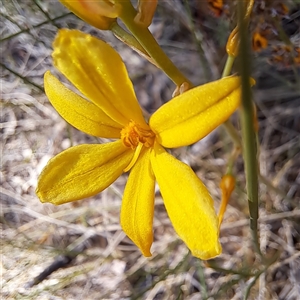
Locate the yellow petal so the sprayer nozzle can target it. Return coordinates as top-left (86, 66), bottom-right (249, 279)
top-left (59, 0), bottom-right (120, 30)
top-left (36, 140), bottom-right (133, 205)
top-left (121, 148), bottom-right (155, 256)
top-left (52, 29), bottom-right (147, 128)
top-left (44, 71), bottom-right (122, 138)
top-left (150, 143), bottom-right (221, 260)
top-left (150, 77), bottom-right (242, 148)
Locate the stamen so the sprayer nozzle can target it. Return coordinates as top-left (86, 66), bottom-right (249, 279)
top-left (121, 120), bottom-right (155, 149)
top-left (124, 142), bottom-right (144, 172)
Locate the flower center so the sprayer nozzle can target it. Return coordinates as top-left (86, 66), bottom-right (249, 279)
top-left (121, 120), bottom-right (155, 149)
top-left (121, 120), bottom-right (155, 172)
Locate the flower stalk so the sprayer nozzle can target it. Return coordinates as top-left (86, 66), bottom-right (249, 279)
top-left (221, 54), bottom-right (242, 149)
top-left (119, 1), bottom-right (193, 87)
top-left (111, 23), bottom-right (158, 67)
top-left (237, 0), bottom-right (261, 257)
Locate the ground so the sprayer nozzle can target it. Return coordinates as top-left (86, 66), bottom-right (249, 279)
top-left (1, 1), bottom-right (300, 299)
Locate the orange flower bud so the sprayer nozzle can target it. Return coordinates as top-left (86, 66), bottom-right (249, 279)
top-left (225, 0), bottom-right (254, 57)
top-left (134, 0), bottom-right (158, 28)
top-left (252, 32), bottom-right (268, 52)
top-left (59, 0), bottom-right (123, 30)
top-left (207, 0), bottom-right (224, 17)
top-left (218, 174), bottom-right (236, 227)
top-left (226, 26), bottom-right (239, 57)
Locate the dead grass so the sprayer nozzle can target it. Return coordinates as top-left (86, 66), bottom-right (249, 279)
top-left (1, 1), bottom-right (300, 299)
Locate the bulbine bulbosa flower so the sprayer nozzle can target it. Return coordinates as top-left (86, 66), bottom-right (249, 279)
top-left (37, 29), bottom-right (244, 260)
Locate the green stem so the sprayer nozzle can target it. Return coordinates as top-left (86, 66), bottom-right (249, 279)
top-left (223, 120), bottom-right (242, 148)
top-left (111, 23), bottom-right (158, 67)
top-left (111, 23), bottom-right (147, 55)
top-left (221, 55), bottom-right (243, 148)
top-left (221, 42), bottom-right (289, 224)
top-left (119, 2), bottom-right (192, 87)
top-left (196, 261), bottom-right (208, 299)
top-left (237, 1), bottom-right (261, 258)
top-left (222, 55), bottom-right (235, 77)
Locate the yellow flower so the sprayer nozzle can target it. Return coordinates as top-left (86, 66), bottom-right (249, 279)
top-left (59, 0), bottom-right (124, 30)
top-left (37, 29), bottom-right (243, 260)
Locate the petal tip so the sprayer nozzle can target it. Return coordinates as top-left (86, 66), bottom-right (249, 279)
top-left (35, 187), bottom-right (57, 205)
top-left (142, 250), bottom-right (152, 257)
top-left (191, 242), bottom-right (222, 260)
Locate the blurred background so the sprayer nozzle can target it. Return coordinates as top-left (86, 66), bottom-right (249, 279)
top-left (1, 0), bottom-right (300, 299)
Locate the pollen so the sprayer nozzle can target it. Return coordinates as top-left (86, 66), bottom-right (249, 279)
top-left (121, 120), bottom-right (155, 149)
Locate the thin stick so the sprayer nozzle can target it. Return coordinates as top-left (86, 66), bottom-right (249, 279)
top-left (0, 62), bottom-right (44, 92)
top-left (0, 12), bottom-right (72, 43)
top-left (237, 1), bottom-right (262, 258)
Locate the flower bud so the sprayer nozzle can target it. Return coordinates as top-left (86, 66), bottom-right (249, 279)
top-left (134, 0), bottom-right (158, 28)
top-left (225, 0), bottom-right (254, 57)
top-left (226, 26), bottom-right (239, 57)
top-left (218, 174), bottom-right (235, 226)
top-left (252, 32), bottom-right (268, 52)
top-left (60, 0), bottom-right (123, 30)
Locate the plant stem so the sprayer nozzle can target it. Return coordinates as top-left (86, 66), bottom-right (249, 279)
top-left (221, 50), bottom-right (289, 220)
top-left (111, 23), bottom-right (158, 67)
top-left (222, 55), bottom-right (235, 77)
top-left (223, 119), bottom-right (242, 148)
top-left (237, 1), bottom-right (261, 257)
top-left (220, 55), bottom-right (242, 148)
top-left (120, 2), bottom-right (193, 87)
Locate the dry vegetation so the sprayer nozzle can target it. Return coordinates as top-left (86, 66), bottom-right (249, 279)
top-left (1, 1), bottom-right (300, 299)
